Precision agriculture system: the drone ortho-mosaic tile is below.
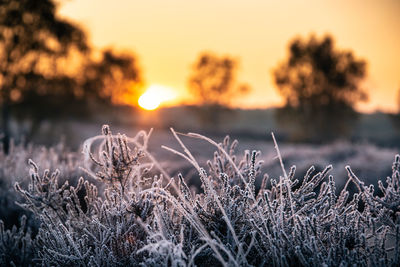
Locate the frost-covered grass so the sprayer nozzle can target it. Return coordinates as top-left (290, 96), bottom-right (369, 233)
top-left (1, 125), bottom-right (400, 266)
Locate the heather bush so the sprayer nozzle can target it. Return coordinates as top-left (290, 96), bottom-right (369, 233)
top-left (0, 140), bottom-right (83, 231)
top-left (1, 125), bottom-right (399, 266)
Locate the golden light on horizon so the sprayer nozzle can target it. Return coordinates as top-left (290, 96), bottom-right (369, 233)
top-left (138, 85), bottom-right (177, 110)
top-left (60, 0), bottom-right (400, 113)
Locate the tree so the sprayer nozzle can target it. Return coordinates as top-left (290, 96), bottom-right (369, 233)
top-left (0, 0), bottom-right (87, 152)
top-left (80, 49), bottom-right (142, 106)
top-left (398, 88), bottom-right (400, 114)
top-left (188, 52), bottom-right (250, 126)
top-left (389, 87), bottom-right (400, 133)
top-left (0, 1), bottom-right (143, 151)
top-left (273, 34), bottom-right (367, 141)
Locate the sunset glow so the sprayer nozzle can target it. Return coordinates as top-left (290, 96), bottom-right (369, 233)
top-left (60, 0), bottom-right (400, 112)
top-left (138, 85), bottom-right (177, 110)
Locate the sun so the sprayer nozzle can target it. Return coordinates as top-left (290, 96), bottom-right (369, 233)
top-left (138, 85), bottom-right (177, 110)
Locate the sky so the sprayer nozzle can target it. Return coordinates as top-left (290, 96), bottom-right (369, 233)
top-left (59, 0), bottom-right (400, 112)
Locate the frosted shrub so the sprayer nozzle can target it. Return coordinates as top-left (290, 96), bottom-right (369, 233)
top-left (0, 140), bottom-right (83, 237)
top-left (1, 125), bottom-right (399, 266)
top-left (0, 215), bottom-right (34, 266)
top-left (13, 126), bottom-right (158, 266)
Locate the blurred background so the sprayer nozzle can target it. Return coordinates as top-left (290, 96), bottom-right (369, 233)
top-left (0, 0), bottom-right (399, 183)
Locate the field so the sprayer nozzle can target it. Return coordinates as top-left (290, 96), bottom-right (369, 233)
top-left (1, 0), bottom-right (400, 265)
top-left (1, 122), bottom-right (399, 266)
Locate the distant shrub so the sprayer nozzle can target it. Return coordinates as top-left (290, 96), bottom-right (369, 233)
top-left (1, 126), bottom-right (399, 266)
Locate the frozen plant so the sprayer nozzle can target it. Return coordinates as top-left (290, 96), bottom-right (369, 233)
top-left (0, 125), bottom-right (398, 266)
top-left (14, 126), bottom-right (159, 265)
top-left (0, 215), bottom-right (35, 266)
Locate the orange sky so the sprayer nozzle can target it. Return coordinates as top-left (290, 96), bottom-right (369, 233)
top-left (59, 0), bottom-right (400, 112)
